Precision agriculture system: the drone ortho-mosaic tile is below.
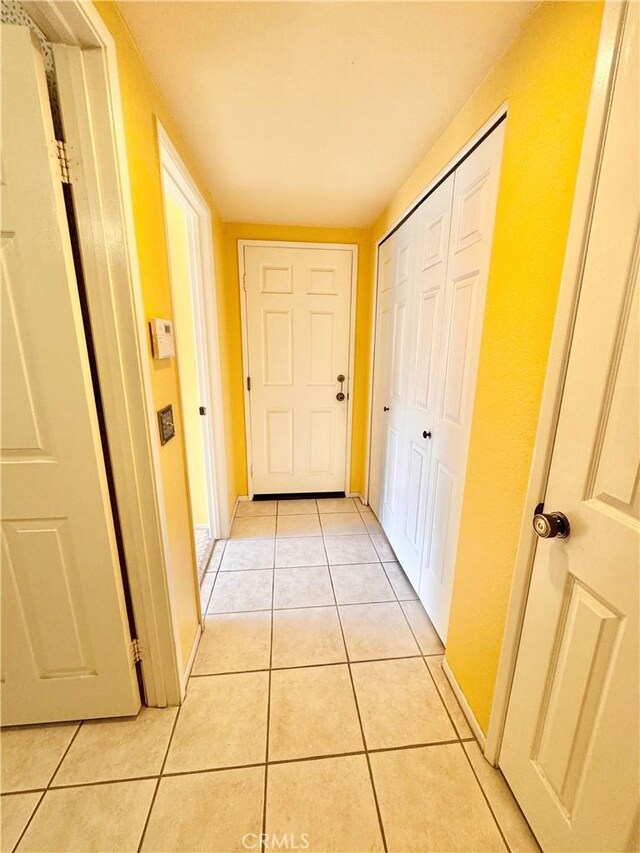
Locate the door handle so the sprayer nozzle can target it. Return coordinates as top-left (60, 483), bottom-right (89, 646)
top-left (383, 406), bottom-right (390, 412)
top-left (422, 430), bottom-right (432, 439)
top-left (532, 504), bottom-right (570, 539)
top-left (336, 374), bottom-right (346, 402)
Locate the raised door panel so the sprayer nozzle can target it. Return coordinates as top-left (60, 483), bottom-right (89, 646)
top-left (262, 310), bottom-right (293, 386)
top-left (307, 312), bottom-right (335, 386)
top-left (265, 409), bottom-right (294, 475)
top-left (441, 273), bottom-right (478, 427)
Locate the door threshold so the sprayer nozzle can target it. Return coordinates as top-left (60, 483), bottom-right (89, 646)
top-left (253, 491), bottom-right (346, 501)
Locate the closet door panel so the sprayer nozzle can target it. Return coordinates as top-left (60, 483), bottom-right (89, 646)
top-left (392, 176), bottom-right (455, 587)
top-left (419, 124), bottom-right (505, 641)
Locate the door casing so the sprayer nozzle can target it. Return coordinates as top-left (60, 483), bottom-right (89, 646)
top-left (238, 240), bottom-right (358, 499)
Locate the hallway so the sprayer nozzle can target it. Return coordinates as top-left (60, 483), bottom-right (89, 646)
top-left (2, 498), bottom-right (537, 852)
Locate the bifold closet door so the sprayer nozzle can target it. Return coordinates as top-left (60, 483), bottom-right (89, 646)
top-left (389, 176), bottom-right (455, 588)
top-left (419, 124), bottom-right (505, 641)
top-left (369, 123), bottom-right (505, 640)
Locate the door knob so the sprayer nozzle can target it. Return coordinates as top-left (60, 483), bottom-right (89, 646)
top-left (336, 392), bottom-right (345, 401)
top-left (422, 430), bottom-right (432, 439)
top-left (336, 374), bottom-right (346, 401)
top-left (532, 506), bottom-right (570, 539)
top-left (383, 406), bottom-right (390, 412)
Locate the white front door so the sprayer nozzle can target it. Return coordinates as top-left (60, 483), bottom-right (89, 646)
top-left (242, 243), bottom-right (354, 494)
top-left (500, 7), bottom-right (639, 850)
top-left (419, 124), bottom-right (505, 640)
top-left (1, 25), bottom-right (140, 725)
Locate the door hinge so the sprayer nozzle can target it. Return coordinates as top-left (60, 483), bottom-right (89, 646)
top-left (199, 406), bottom-right (207, 416)
top-left (131, 638), bottom-right (144, 665)
top-left (247, 376), bottom-right (251, 392)
top-left (250, 463), bottom-right (254, 477)
top-left (54, 139), bottom-right (72, 184)
top-left (243, 274), bottom-right (247, 291)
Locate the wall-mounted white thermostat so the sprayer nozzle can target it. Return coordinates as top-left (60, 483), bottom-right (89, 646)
top-left (149, 318), bottom-right (175, 359)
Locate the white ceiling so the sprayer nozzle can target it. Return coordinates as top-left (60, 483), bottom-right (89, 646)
top-left (118, 1), bottom-right (536, 228)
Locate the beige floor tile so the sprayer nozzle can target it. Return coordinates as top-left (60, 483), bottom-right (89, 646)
top-left (220, 539), bottom-right (274, 571)
top-left (269, 665), bottom-right (363, 760)
top-left (320, 512), bottom-right (367, 536)
top-left (164, 672), bottom-right (268, 773)
top-left (16, 779), bottom-right (156, 853)
top-left (370, 745), bottom-right (506, 852)
top-left (463, 742), bottom-right (540, 852)
top-left (316, 498), bottom-right (358, 513)
top-left (199, 571), bottom-right (216, 612)
top-left (382, 561), bottom-right (418, 600)
top-left (275, 536), bottom-right (327, 568)
top-left (351, 658), bottom-right (455, 749)
top-left (208, 569), bottom-right (273, 613)
top-left (330, 563), bottom-right (395, 605)
top-left (271, 607), bottom-right (346, 668)
top-left (236, 500), bottom-right (278, 517)
top-left (324, 535), bottom-right (378, 565)
top-left (1, 723), bottom-right (79, 793)
top-left (1, 792), bottom-right (42, 852)
top-left (230, 516), bottom-right (276, 539)
top-left (53, 707), bottom-right (178, 786)
top-left (358, 509), bottom-right (384, 534)
top-left (278, 499), bottom-right (317, 515)
top-left (276, 514), bottom-right (322, 538)
top-left (273, 566), bottom-right (335, 609)
top-left (400, 600), bottom-right (444, 655)
top-left (370, 534), bottom-right (396, 561)
top-left (141, 766), bottom-right (264, 852)
top-left (192, 612), bottom-right (271, 675)
top-left (266, 755), bottom-right (384, 852)
top-left (339, 602), bottom-right (420, 661)
top-left (425, 656), bottom-right (473, 738)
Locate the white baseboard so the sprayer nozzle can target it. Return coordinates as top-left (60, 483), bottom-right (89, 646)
top-left (442, 658), bottom-right (487, 752)
top-left (347, 491), bottom-right (367, 505)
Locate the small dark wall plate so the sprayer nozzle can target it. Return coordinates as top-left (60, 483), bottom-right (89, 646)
top-left (157, 404), bottom-right (175, 446)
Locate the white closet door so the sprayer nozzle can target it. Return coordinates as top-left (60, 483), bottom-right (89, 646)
top-left (1, 25), bottom-right (140, 725)
top-left (369, 239), bottom-right (394, 516)
top-left (390, 176), bottom-right (455, 588)
top-left (379, 219), bottom-right (415, 549)
top-left (419, 124), bottom-right (505, 641)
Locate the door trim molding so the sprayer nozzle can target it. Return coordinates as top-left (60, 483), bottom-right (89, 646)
top-left (32, 0), bottom-right (183, 706)
top-left (364, 104), bottom-right (507, 505)
top-left (157, 120), bottom-right (231, 544)
top-left (237, 239), bottom-right (358, 498)
top-left (485, 0), bottom-right (628, 766)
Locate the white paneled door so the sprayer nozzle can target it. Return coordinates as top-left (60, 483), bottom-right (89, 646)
top-left (419, 125), bottom-right (505, 640)
top-left (501, 8), bottom-right (639, 850)
top-left (242, 243), bottom-right (355, 494)
top-left (1, 25), bottom-right (140, 725)
top-left (369, 123), bottom-right (505, 638)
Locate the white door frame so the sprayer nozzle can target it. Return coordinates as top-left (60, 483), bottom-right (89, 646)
top-left (238, 240), bottom-right (358, 498)
top-left (30, 0), bottom-right (186, 705)
top-left (485, 0), bottom-right (628, 765)
top-left (158, 121), bottom-right (230, 548)
top-left (365, 104), bottom-right (507, 506)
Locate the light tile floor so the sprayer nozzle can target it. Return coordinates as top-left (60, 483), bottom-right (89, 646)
top-left (1, 497), bottom-right (539, 853)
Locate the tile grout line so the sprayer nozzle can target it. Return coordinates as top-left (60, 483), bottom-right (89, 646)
top-left (459, 741), bottom-right (513, 853)
top-left (11, 720), bottom-right (83, 852)
top-left (321, 530), bottom-right (389, 853)
top-left (136, 698), bottom-right (182, 852)
top-left (260, 568), bottom-right (276, 852)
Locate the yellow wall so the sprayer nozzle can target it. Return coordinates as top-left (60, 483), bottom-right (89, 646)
top-left (370, 1), bottom-right (603, 731)
top-left (222, 223), bottom-right (372, 496)
top-left (95, 1), bottom-right (228, 668)
top-left (165, 194), bottom-right (209, 528)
